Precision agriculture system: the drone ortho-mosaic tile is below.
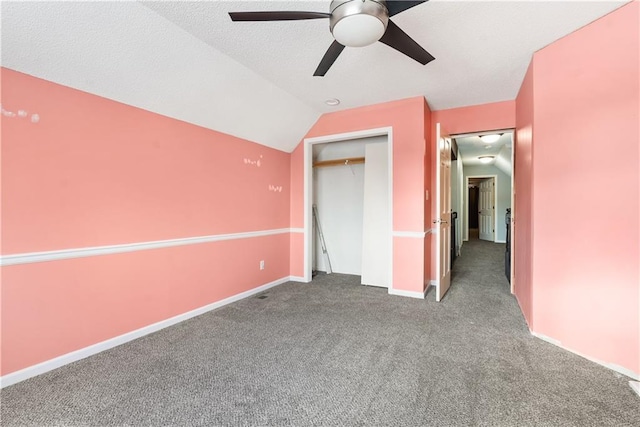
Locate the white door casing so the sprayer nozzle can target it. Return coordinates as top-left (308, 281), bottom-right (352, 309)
top-left (510, 137), bottom-right (516, 293)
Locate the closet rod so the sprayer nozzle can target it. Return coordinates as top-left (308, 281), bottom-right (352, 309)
top-left (313, 157), bottom-right (365, 168)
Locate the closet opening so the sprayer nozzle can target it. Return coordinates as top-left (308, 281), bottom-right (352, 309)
top-left (303, 128), bottom-right (393, 289)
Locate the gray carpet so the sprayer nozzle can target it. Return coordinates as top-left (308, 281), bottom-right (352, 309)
top-left (2, 240), bottom-right (638, 426)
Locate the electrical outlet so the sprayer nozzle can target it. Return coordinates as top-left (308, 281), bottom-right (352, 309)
top-left (260, 260), bottom-right (265, 270)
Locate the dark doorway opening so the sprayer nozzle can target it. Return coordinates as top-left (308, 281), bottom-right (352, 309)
top-left (468, 185), bottom-right (479, 239)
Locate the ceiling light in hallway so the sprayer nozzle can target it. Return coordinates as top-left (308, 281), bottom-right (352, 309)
top-left (478, 156), bottom-right (495, 164)
top-left (480, 134), bottom-right (501, 143)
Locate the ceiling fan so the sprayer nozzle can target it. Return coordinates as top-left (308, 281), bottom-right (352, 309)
top-left (229, 0), bottom-right (434, 76)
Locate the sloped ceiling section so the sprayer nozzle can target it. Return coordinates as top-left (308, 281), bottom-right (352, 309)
top-left (0, 1), bottom-right (319, 152)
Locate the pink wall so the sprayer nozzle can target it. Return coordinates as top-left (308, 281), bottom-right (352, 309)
top-left (290, 97), bottom-right (430, 292)
top-left (289, 144), bottom-right (304, 230)
top-left (305, 97), bottom-right (427, 232)
top-left (432, 100), bottom-right (516, 137)
top-left (429, 101), bottom-right (517, 280)
top-left (2, 236), bottom-right (289, 374)
top-left (514, 62), bottom-right (535, 326)
top-left (1, 68), bottom-right (291, 375)
top-left (528, 2), bottom-right (639, 376)
top-left (1, 70), bottom-right (290, 254)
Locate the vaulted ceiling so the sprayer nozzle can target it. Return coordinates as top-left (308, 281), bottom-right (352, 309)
top-left (1, 1), bottom-right (629, 152)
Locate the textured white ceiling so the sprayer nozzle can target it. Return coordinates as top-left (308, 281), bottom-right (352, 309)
top-left (1, 1), bottom-right (630, 152)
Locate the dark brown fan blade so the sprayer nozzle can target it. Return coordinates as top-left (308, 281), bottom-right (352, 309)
top-left (386, 1), bottom-right (428, 17)
top-left (229, 11), bottom-right (330, 21)
top-left (314, 41), bottom-right (346, 76)
top-left (378, 20), bottom-right (434, 65)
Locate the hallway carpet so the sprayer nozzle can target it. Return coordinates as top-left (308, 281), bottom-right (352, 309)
top-left (2, 240), bottom-right (638, 426)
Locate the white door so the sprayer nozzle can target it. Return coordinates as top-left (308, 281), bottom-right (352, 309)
top-left (478, 178), bottom-right (495, 241)
top-left (361, 142), bottom-right (390, 288)
top-left (435, 123), bottom-right (452, 302)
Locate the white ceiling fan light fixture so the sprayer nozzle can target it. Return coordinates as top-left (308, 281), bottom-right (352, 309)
top-left (329, 0), bottom-right (389, 47)
top-left (228, 0), bottom-right (433, 76)
top-left (478, 155), bottom-right (495, 164)
top-left (480, 134), bottom-right (501, 143)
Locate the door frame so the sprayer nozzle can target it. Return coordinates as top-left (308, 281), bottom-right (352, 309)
top-left (510, 133), bottom-right (515, 293)
top-left (454, 158), bottom-right (464, 256)
top-left (464, 175), bottom-right (498, 242)
top-left (302, 127), bottom-right (394, 287)
top-left (450, 128), bottom-right (515, 294)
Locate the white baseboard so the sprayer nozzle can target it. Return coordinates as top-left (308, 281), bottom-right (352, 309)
top-left (388, 288), bottom-right (426, 299)
top-left (289, 276), bottom-right (308, 283)
top-left (531, 331), bottom-right (640, 381)
top-left (630, 381), bottom-right (640, 397)
top-left (495, 239), bottom-right (506, 244)
top-left (0, 276), bottom-right (292, 388)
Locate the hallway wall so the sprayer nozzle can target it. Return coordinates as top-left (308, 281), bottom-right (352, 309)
top-left (514, 62), bottom-right (534, 327)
